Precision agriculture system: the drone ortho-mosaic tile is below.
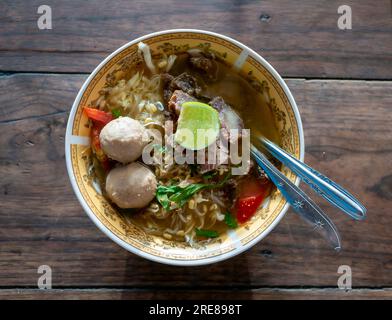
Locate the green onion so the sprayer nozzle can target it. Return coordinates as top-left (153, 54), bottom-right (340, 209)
top-left (224, 212), bottom-right (238, 229)
top-left (111, 109), bottom-right (122, 118)
top-left (195, 228), bottom-right (219, 238)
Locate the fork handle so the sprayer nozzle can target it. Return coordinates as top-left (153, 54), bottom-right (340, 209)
top-left (261, 138), bottom-right (366, 220)
top-left (251, 146), bottom-right (341, 251)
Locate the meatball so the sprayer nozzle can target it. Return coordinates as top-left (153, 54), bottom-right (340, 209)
top-left (99, 117), bottom-right (149, 163)
top-left (105, 162), bottom-right (157, 209)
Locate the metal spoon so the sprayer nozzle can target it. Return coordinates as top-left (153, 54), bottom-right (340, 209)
top-left (259, 137), bottom-right (366, 220)
top-left (250, 145), bottom-right (342, 251)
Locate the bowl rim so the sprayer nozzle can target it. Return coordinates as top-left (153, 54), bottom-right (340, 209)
top-left (65, 28), bottom-right (305, 266)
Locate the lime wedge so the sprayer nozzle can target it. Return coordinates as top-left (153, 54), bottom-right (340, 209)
top-left (174, 101), bottom-right (220, 150)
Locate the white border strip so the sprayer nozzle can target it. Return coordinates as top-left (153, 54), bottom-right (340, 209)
top-left (233, 49), bottom-right (249, 71)
top-left (68, 135), bottom-right (90, 146)
top-left (227, 230), bottom-right (242, 248)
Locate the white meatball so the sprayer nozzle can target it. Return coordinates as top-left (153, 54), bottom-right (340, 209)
top-left (99, 117), bottom-right (149, 163)
top-left (105, 162), bottom-right (157, 209)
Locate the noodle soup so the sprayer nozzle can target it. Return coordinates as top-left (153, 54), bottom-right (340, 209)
top-left (85, 42), bottom-right (280, 245)
top-left (66, 30), bottom-right (304, 265)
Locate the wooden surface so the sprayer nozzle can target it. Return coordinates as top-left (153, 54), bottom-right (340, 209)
top-left (2, 289), bottom-right (392, 300)
top-left (1, 0), bottom-right (391, 78)
top-left (0, 0), bottom-right (391, 300)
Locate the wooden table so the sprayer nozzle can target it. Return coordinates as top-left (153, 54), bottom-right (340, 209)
top-left (0, 0), bottom-right (391, 300)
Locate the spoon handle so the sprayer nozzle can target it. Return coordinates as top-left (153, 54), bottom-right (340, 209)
top-left (250, 145), bottom-right (342, 251)
top-left (260, 138), bottom-right (366, 220)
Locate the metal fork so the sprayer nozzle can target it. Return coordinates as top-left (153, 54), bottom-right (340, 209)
top-left (259, 138), bottom-right (366, 221)
top-left (250, 145), bottom-right (342, 251)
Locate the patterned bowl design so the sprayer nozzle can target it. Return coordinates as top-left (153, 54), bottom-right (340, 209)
top-left (65, 29), bottom-right (304, 266)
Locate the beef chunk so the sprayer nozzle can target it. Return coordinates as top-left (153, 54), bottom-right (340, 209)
top-left (209, 96), bottom-right (244, 143)
top-left (198, 147), bottom-right (229, 174)
top-left (200, 97), bottom-right (253, 174)
top-left (198, 97), bottom-right (244, 174)
top-left (161, 73), bottom-right (175, 102)
top-left (190, 55), bottom-right (218, 80)
top-left (162, 72), bottom-right (201, 104)
top-left (167, 90), bottom-right (198, 115)
top-left (171, 73), bottom-right (201, 96)
top-left (209, 96), bottom-right (227, 113)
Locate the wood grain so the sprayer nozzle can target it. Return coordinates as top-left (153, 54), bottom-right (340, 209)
top-left (0, 74), bottom-right (391, 290)
top-left (1, 288), bottom-right (392, 300)
top-left (0, 0), bottom-right (391, 78)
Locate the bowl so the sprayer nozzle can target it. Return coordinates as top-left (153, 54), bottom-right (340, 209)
top-left (65, 29), bottom-right (304, 266)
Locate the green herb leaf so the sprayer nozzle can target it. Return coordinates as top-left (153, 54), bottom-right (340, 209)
top-left (195, 228), bottom-right (219, 238)
top-left (169, 183), bottom-right (207, 207)
top-left (111, 109), bottom-right (122, 118)
top-left (156, 185), bottom-right (182, 211)
top-left (217, 171), bottom-right (231, 186)
top-left (224, 212), bottom-right (238, 229)
top-left (156, 172), bottom-right (231, 210)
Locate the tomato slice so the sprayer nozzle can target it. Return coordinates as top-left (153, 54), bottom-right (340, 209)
top-left (90, 123), bottom-right (112, 172)
top-left (235, 177), bottom-right (271, 224)
top-left (84, 107), bottom-right (113, 126)
top-left (91, 125), bottom-right (102, 151)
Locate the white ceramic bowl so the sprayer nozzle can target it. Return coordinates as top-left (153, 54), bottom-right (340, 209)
top-left (65, 29), bottom-right (304, 266)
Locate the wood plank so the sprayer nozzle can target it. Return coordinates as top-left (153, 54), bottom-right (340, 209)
top-left (0, 74), bottom-right (391, 288)
top-left (0, 73), bottom-right (86, 122)
top-left (1, 288), bottom-right (392, 300)
top-left (0, 0), bottom-right (391, 78)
